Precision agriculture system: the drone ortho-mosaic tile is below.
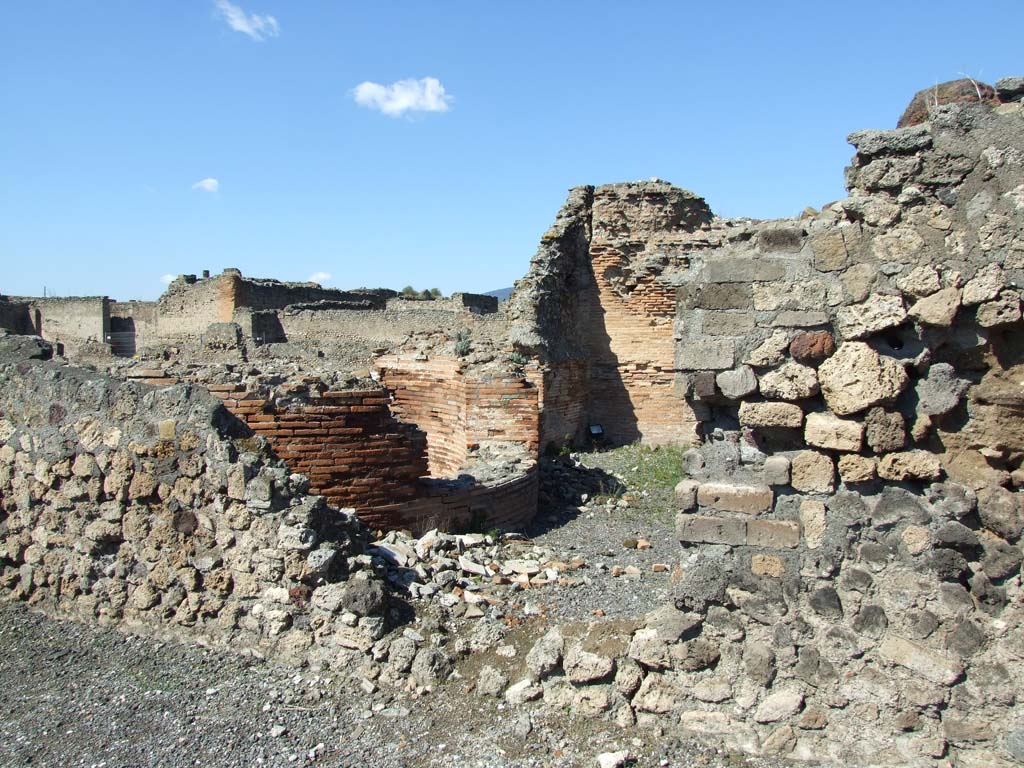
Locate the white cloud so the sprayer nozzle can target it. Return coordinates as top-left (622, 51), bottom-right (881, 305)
top-left (214, 0), bottom-right (279, 41)
top-left (191, 177), bottom-right (219, 193)
top-left (160, 274), bottom-right (176, 286)
top-left (352, 77), bottom-right (453, 118)
top-left (309, 271), bottom-right (332, 284)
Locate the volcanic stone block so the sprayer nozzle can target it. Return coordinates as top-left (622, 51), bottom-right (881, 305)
top-left (758, 362), bottom-right (819, 401)
top-left (877, 451), bottom-right (943, 481)
top-left (763, 456), bottom-right (791, 485)
top-left (747, 519), bottom-right (800, 549)
top-left (790, 451), bottom-right (835, 493)
top-left (739, 401), bottom-right (803, 429)
top-left (745, 331), bottom-right (791, 367)
top-left (697, 482), bottom-right (773, 514)
top-left (674, 479), bottom-right (700, 511)
top-left (962, 263), bottom-right (1004, 305)
top-left (976, 290), bottom-right (1021, 327)
top-left (804, 412), bottom-right (864, 452)
top-left (895, 265), bottom-right (941, 297)
top-left (704, 258), bottom-right (787, 283)
top-left (799, 500), bottom-right (827, 549)
top-left (908, 287), bottom-right (961, 327)
top-left (676, 514), bottom-right (747, 546)
top-left (835, 294), bottom-right (907, 340)
top-left (838, 454), bottom-right (877, 484)
top-left (864, 408), bottom-right (907, 452)
top-left (818, 343), bottom-right (909, 416)
top-left (789, 331), bottom-right (835, 364)
top-left (715, 365), bottom-right (758, 399)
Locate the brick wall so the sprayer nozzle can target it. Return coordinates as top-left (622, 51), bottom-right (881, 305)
top-left (208, 385), bottom-right (428, 511)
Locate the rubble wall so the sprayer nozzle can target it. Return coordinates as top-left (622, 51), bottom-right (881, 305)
top-left (18, 296), bottom-right (110, 356)
top-left (0, 336), bottom-right (393, 668)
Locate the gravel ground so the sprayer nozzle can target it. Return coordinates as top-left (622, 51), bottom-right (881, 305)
top-left (0, 446), bottom-right (803, 768)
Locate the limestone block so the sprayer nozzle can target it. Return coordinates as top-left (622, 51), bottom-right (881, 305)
top-left (818, 343), bottom-right (909, 416)
top-left (790, 451), bottom-right (835, 493)
top-left (877, 451), bottom-right (943, 481)
top-left (976, 290), bottom-right (1021, 327)
top-left (804, 412), bottom-right (864, 452)
top-left (810, 231), bottom-right (850, 272)
top-left (676, 514), bottom-right (746, 546)
top-left (842, 263), bottom-right (878, 303)
top-left (674, 479), bottom-right (699, 511)
top-left (754, 690), bottom-right (804, 723)
top-left (158, 419), bottom-right (177, 440)
top-left (908, 287), bottom-right (961, 327)
top-left (895, 265), bottom-right (941, 297)
top-left (751, 554), bottom-right (786, 577)
top-left (878, 635), bottom-right (963, 685)
top-left (704, 257), bottom-right (787, 283)
top-left (771, 310), bottom-right (829, 327)
top-left (697, 482), bottom-right (773, 514)
top-left (835, 294), bottom-right (907, 340)
top-left (677, 339), bottom-right (735, 371)
top-left (702, 312), bottom-right (756, 336)
top-left (838, 455), bottom-right (877, 484)
top-left (789, 330), bottom-right (835, 364)
top-left (962, 263), bottom-right (1005, 305)
top-left (738, 401), bottom-right (803, 429)
top-left (763, 456), bottom-right (791, 486)
top-left (800, 500), bottom-right (827, 548)
top-left (744, 331), bottom-right (791, 367)
top-left (758, 362), bottom-right (819, 401)
top-left (747, 520), bottom-right (799, 548)
top-left (753, 281), bottom-right (827, 311)
top-left (715, 365), bottom-right (758, 399)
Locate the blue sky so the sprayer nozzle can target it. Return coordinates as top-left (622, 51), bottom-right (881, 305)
top-left (1, 1), bottom-right (1022, 300)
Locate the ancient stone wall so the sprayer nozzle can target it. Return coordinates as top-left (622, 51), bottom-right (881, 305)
top-left (11, 296), bottom-right (111, 356)
top-left (0, 298), bottom-right (33, 336)
top-left (0, 335), bottom-right (394, 667)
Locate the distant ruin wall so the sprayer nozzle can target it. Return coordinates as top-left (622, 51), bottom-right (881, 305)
top-left (26, 297), bottom-right (109, 355)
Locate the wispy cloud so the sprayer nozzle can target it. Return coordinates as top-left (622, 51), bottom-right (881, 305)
top-left (309, 271), bottom-right (332, 284)
top-left (352, 77), bottom-right (453, 118)
top-left (160, 274), bottom-right (176, 286)
top-left (214, 0), bottom-right (279, 41)
top-left (191, 177), bottom-right (219, 193)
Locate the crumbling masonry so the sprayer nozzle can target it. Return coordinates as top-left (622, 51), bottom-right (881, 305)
top-left (3, 77), bottom-right (1024, 766)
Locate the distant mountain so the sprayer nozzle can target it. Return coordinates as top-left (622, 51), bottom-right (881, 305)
top-left (483, 287), bottom-right (514, 301)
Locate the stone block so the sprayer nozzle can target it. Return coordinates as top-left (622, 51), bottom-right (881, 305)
top-left (763, 456), bottom-right (791, 486)
top-left (799, 500), bottom-right (826, 549)
top-left (835, 294), bottom-right (907, 340)
top-left (771, 310), bottom-right (829, 327)
top-left (804, 412), bottom-right (863, 451)
top-left (838, 454), bottom-right (877, 484)
top-left (697, 482), bottom-right (773, 514)
top-left (878, 635), bottom-right (963, 686)
top-left (908, 287), bottom-right (961, 327)
top-left (962, 263), bottom-right (1004, 306)
top-left (738, 401), bottom-right (803, 429)
top-left (747, 519), bottom-right (800, 548)
top-left (818, 343), bottom-right (908, 416)
top-left (790, 451), bottom-right (835, 493)
top-left (757, 225), bottom-right (804, 253)
top-left (715, 365), bottom-right (758, 399)
top-left (674, 480), bottom-right (699, 511)
top-left (759, 362), bottom-right (819, 400)
top-left (976, 290), bottom-right (1021, 327)
top-left (158, 419), bottom-right (177, 440)
top-left (704, 257), bottom-right (787, 283)
top-left (751, 554), bottom-right (785, 577)
top-left (895, 265), bottom-right (941, 297)
top-left (702, 312), bottom-right (756, 336)
top-left (679, 283), bottom-right (752, 310)
top-left (754, 282), bottom-right (827, 312)
top-left (864, 407), bottom-right (907, 452)
top-left (789, 330), bottom-right (835, 364)
top-left (877, 451), bottom-right (942, 481)
top-left (677, 340), bottom-right (735, 371)
top-left (810, 230), bottom-right (855, 272)
top-left (745, 331), bottom-right (792, 367)
top-left (676, 514), bottom-right (747, 546)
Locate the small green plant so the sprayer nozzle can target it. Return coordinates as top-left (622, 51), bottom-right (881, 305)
top-left (429, 288), bottom-right (443, 299)
top-left (454, 328), bottom-right (471, 357)
top-left (401, 285), bottom-right (417, 298)
top-left (507, 351), bottom-right (528, 366)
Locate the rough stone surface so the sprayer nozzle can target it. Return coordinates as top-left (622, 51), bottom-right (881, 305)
top-left (835, 295), bottom-right (907, 340)
top-left (738, 401), bottom-right (803, 429)
top-left (908, 287), bottom-right (961, 326)
top-left (818, 343), bottom-right (909, 416)
top-left (788, 330), bottom-right (835, 364)
top-left (715, 365), bottom-right (758, 399)
top-left (790, 451), bottom-right (835, 493)
top-left (757, 362), bottom-right (819, 401)
top-left (804, 412), bottom-right (864, 451)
